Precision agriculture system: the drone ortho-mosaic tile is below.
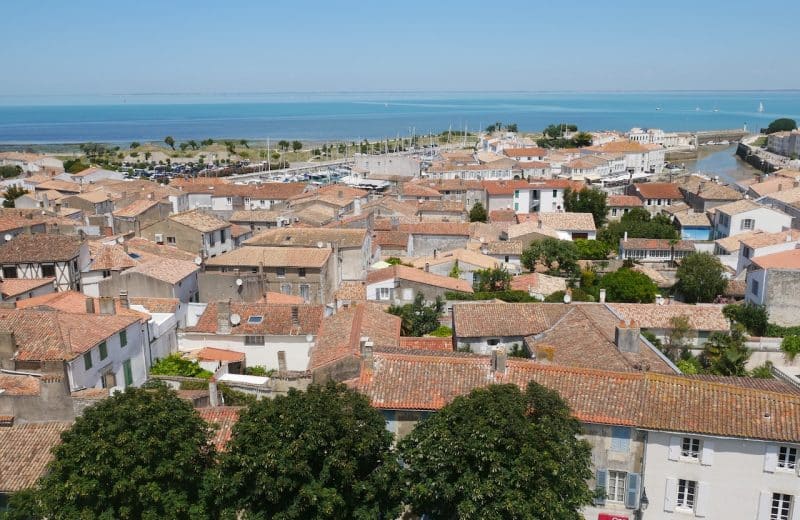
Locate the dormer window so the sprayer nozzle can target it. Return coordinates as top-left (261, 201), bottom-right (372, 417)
top-left (247, 315), bottom-right (263, 325)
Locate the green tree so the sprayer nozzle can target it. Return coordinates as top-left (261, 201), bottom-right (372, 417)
top-left (144, 151), bottom-right (152, 161)
top-left (781, 335), bottom-right (800, 361)
top-left (750, 361), bottom-right (775, 379)
top-left (14, 387), bottom-right (213, 519)
top-left (506, 123), bottom-right (518, 132)
top-left (521, 238), bottom-right (579, 276)
top-left (469, 201), bottom-right (488, 222)
top-left (2, 185), bottom-right (28, 208)
top-left (598, 207), bottom-right (679, 248)
top-left (291, 140), bottom-right (303, 152)
top-left (474, 266), bottom-right (512, 292)
top-left (0, 165), bottom-right (23, 178)
top-left (187, 140), bottom-right (198, 150)
top-left (150, 353), bottom-right (213, 378)
top-left (574, 238), bottom-right (610, 260)
top-left (130, 141), bottom-right (141, 149)
top-left (701, 325), bottom-right (751, 376)
top-left (201, 138), bottom-right (214, 146)
top-left (766, 118), bottom-right (798, 134)
top-left (207, 382), bottom-right (401, 520)
top-left (723, 303), bottom-right (768, 336)
top-left (563, 188), bottom-right (607, 227)
top-left (63, 158), bottom-right (90, 174)
top-left (399, 383), bottom-right (594, 520)
top-left (164, 136), bottom-right (175, 150)
top-left (448, 260), bottom-right (462, 279)
top-left (388, 293), bottom-right (445, 336)
top-left (598, 268), bottom-right (658, 303)
top-left (239, 139), bottom-right (249, 148)
top-left (179, 142), bottom-right (189, 152)
top-left (572, 132), bottom-right (593, 147)
top-left (663, 315), bottom-right (692, 361)
top-left (676, 252), bottom-right (727, 303)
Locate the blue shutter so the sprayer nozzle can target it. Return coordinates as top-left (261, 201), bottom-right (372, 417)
top-left (625, 472), bottom-right (640, 509)
top-left (594, 469), bottom-right (607, 505)
top-left (610, 426), bottom-right (631, 452)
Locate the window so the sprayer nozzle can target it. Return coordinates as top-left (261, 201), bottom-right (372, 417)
top-left (209, 232), bottom-right (216, 247)
top-left (102, 270), bottom-right (111, 278)
top-left (778, 446), bottom-right (797, 470)
top-left (771, 493), bottom-right (792, 520)
top-left (741, 218), bottom-right (755, 230)
top-left (41, 264), bottom-right (56, 277)
top-left (226, 197), bottom-right (233, 206)
top-left (99, 341), bottom-right (108, 360)
top-left (83, 352), bottom-right (93, 370)
top-left (120, 330), bottom-right (127, 348)
top-left (299, 284), bottom-right (310, 301)
top-left (244, 197), bottom-right (251, 206)
top-left (298, 268), bottom-right (306, 278)
top-left (676, 479), bottom-right (696, 510)
top-left (123, 359), bottom-right (133, 387)
top-left (751, 279), bottom-right (760, 296)
top-left (276, 267), bottom-right (286, 278)
top-left (612, 208), bottom-right (618, 216)
top-left (245, 335), bottom-right (265, 345)
top-left (378, 287), bottom-right (391, 300)
top-left (681, 437), bottom-right (701, 459)
top-left (167, 236), bottom-right (176, 244)
top-left (743, 246), bottom-right (752, 259)
top-left (610, 426), bottom-right (631, 452)
top-left (606, 470), bottom-right (627, 503)
top-left (552, 189), bottom-right (557, 197)
top-left (514, 190), bottom-right (520, 198)
top-left (247, 315), bottom-right (263, 324)
top-left (2, 266), bottom-right (17, 279)
top-left (280, 283), bottom-right (292, 295)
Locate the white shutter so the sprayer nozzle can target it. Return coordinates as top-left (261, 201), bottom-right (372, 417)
top-left (668, 436), bottom-right (681, 461)
top-left (764, 444), bottom-right (778, 473)
top-left (792, 494), bottom-right (800, 520)
top-left (695, 481), bottom-right (710, 517)
top-left (664, 477), bottom-right (678, 512)
top-left (757, 491), bottom-right (772, 520)
top-left (701, 439), bottom-right (715, 466)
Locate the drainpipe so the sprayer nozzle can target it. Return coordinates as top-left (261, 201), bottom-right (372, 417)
top-left (636, 430), bottom-right (650, 520)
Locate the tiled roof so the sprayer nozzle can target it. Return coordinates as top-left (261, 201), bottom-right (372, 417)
top-left (677, 176), bottom-right (742, 201)
top-left (112, 199), bottom-right (160, 218)
top-left (759, 186), bottom-right (800, 204)
top-left (89, 244), bottom-right (137, 271)
top-left (0, 278), bottom-right (54, 298)
top-left (0, 421), bottom-right (72, 493)
top-left (538, 212), bottom-right (596, 231)
top-left (416, 200), bottom-right (466, 213)
top-left (308, 304), bottom-right (401, 371)
top-left (452, 302), bottom-right (570, 338)
top-left (751, 249), bottom-right (800, 270)
top-left (590, 140), bottom-right (656, 153)
top-left (398, 337), bottom-right (454, 352)
top-left (188, 302), bottom-right (324, 335)
top-left (620, 238), bottom-right (695, 251)
top-left (335, 281), bottom-right (367, 301)
top-left (124, 237), bottom-right (198, 262)
top-left (0, 308), bottom-right (139, 361)
top-left (34, 180), bottom-right (82, 193)
top-left (714, 199), bottom-right (762, 215)
top-left (421, 179), bottom-right (483, 192)
top-left (683, 375), bottom-right (800, 395)
top-left (367, 265), bottom-right (473, 293)
top-left (608, 303), bottom-right (729, 332)
top-left (291, 185), bottom-right (368, 207)
top-left (483, 240), bottom-right (525, 255)
top-left (229, 210), bottom-right (288, 222)
top-left (409, 249), bottom-right (499, 271)
top-left (245, 227), bottom-right (367, 248)
top-left (258, 292), bottom-right (305, 305)
top-left (503, 220), bottom-right (560, 240)
top-left (229, 224), bottom-right (250, 238)
top-left (608, 195), bottom-right (644, 207)
top-left (175, 181), bottom-right (305, 199)
top-left (714, 231), bottom-right (763, 254)
top-left (16, 291), bottom-right (146, 319)
top-left (481, 180), bottom-right (533, 196)
top-left (193, 347), bottom-right (246, 362)
top-left (67, 190), bottom-right (114, 204)
top-left (489, 209), bottom-right (518, 223)
top-left (631, 183), bottom-right (683, 200)
top-left (169, 210), bottom-right (229, 232)
top-left (373, 230), bottom-right (409, 248)
top-left (125, 257), bottom-right (199, 284)
top-left (197, 406), bottom-right (242, 452)
top-left (128, 297), bottom-right (179, 314)
top-left (205, 246), bottom-right (331, 268)
top-left (398, 222), bottom-right (471, 236)
top-left (672, 210), bottom-right (712, 227)
top-left (509, 272), bottom-right (566, 296)
top-left (400, 182), bottom-right (443, 198)
top-left (503, 147), bottom-right (548, 158)
top-left (0, 234), bottom-right (83, 263)
top-left (740, 229), bottom-right (800, 249)
top-left (0, 373), bottom-right (41, 396)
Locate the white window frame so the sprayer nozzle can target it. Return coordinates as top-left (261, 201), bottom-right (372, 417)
top-left (681, 437), bottom-right (701, 460)
top-left (606, 470), bottom-right (627, 503)
top-left (771, 492), bottom-right (793, 520)
top-left (777, 446), bottom-right (797, 471)
top-left (676, 479), bottom-right (696, 511)
top-left (244, 335), bottom-right (265, 346)
top-left (378, 287), bottom-right (391, 300)
top-left (741, 218), bottom-right (755, 230)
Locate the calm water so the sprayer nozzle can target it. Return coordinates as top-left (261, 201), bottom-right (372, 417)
top-left (684, 144), bottom-right (762, 185)
top-left (0, 91), bottom-right (798, 144)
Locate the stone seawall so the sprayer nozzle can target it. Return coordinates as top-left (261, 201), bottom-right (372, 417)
top-left (736, 142), bottom-right (776, 173)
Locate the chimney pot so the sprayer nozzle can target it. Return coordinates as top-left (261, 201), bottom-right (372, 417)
top-left (208, 378), bottom-right (219, 407)
top-left (491, 347), bottom-right (507, 374)
top-left (119, 291), bottom-right (129, 309)
top-left (98, 296), bottom-right (115, 315)
top-left (615, 320), bottom-right (640, 353)
top-left (217, 300), bottom-right (231, 335)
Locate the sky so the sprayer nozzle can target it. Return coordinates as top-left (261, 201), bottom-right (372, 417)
top-left (2, 0), bottom-right (799, 96)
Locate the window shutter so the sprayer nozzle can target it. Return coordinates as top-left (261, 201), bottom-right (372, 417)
top-left (664, 477), bottom-right (677, 512)
top-left (792, 495), bottom-right (800, 520)
top-left (625, 472), bottom-right (640, 510)
top-left (764, 444), bottom-right (778, 473)
top-left (668, 436), bottom-right (681, 461)
top-left (594, 469), bottom-right (607, 506)
top-left (757, 491), bottom-right (772, 520)
top-left (700, 439), bottom-right (715, 466)
top-left (695, 481), bottom-right (710, 517)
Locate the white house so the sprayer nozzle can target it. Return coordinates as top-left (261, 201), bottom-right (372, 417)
top-left (510, 179), bottom-right (583, 214)
top-left (735, 229), bottom-right (800, 275)
top-left (745, 249), bottom-right (800, 327)
top-left (712, 199), bottom-right (792, 240)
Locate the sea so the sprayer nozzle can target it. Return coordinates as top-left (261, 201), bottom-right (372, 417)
top-left (0, 91), bottom-right (798, 145)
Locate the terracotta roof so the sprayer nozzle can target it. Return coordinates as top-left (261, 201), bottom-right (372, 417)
top-left (66, 190), bottom-right (114, 204)
top-left (421, 179), bottom-right (483, 192)
top-left (538, 212), bottom-right (596, 231)
top-left (0, 308), bottom-right (140, 361)
top-left (309, 304), bottom-right (401, 371)
top-left (608, 195), bottom-right (643, 207)
top-left (398, 337), bottom-right (454, 352)
top-left (398, 222), bottom-right (471, 236)
top-left (0, 234), bottom-right (83, 263)
top-left (0, 421), bottom-right (72, 493)
top-left (245, 228), bottom-right (367, 248)
top-left (124, 237), bottom-right (198, 262)
top-left (740, 229), bottom-right (800, 249)
top-left (683, 375), bottom-right (800, 395)
top-left (714, 199), bottom-right (762, 215)
top-left (33, 180), bottom-right (82, 193)
top-left (589, 140), bottom-right (656, 154)
top-left (400, 182), bottom-right (443, 198)
top-left (620, 238), bottom-right (695, 251)
top-left (481, 179), bottom-right (532, 195)
top-left (409, 249), bottom-right (499, 271)
top-left (367, 265), bottom-right (473, 293)
top-left (0, 373), bottom-right (41, 396)
top-left (188, 302), bottom-right (324, 336)
top-left (229, 209), bottom-right (288, 222)
top-left (16, 291), bottom-right (146, 319)
top-left (193, 347), bottom-right (246, 362)
top-left (714, 231), bottom-right (763, 254)
top-left (124, 257), bottom-right (198, 284)
top-left (258, 292), bottom-right (306, 305)
top-left (89, 244), bottom-right (137, 271)
top-left (416, 200), bottom-right (466, 213)
top-left (205, 246), bottom-right (331, 268)
top-left (112, 199), bottom-right (160, 218)
top-left (489, 209), bottom-right (518, 223)
top-left (168, 210), bottom-right (229, 232)
top-left (197, 406), bottom-right (242, 451)
top-left (291, 184), bottom-right (368, 207)
top-left (128, 297), bottom-right (180, 313)
top-left (751, 249), bottom-right (800, 270)
top-left (175, 181), bottom-right (305, 199)
top-left (0, 278), bottom-right (54, 298)
top-left (373, 230), bottom-right (409, 249)
top-left (452, 302), bottom-right (570, 338)
top-left (631, 183), bottom-right (683, 200)
top-left (503, 220), bottom-right (560, 240)
top-left (759, 186), bottom-right (800, 204)
top-left (229, 224), bottom-right (250, 238)
top-left (609, 303), bottom-right (729, 332)
top-left (509, 272), bottom-right (567, 296)
top-left (483, 240), bottom-right (525, 255)
top-left (672, 210), bottom-right (712, 227)
top-left (503, 147), bottom-right (548, 158)
top-left (335, 281), bottom-right (367, 301)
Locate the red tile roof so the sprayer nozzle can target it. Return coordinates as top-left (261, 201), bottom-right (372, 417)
top-left (0, 421), bottom-right (72, 493)
top-left (194, 347), bottom-right (246, 362)
top-left (751, 249), bottom-right (800, 270)
top-left (0, 234), bottom-right (83, 263)
top-left (608, 195), bottom-right (644, 207)
top-left (0, 278), bottom-right (54, 298)
top-left (188, 302), bottom-right (324, 336)
top-left (398, 337), bottom-right (454, 352)
top-left (197, 406), bottom-right (242, 452)
top-left (367, 265), bottom-right (473, 293)
top-left (398, 222), bottom-right (471, 236)
top-left (631, 183), bottom-right (683, 200)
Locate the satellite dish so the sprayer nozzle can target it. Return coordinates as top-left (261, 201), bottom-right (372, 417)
top-left (230, 313), bottom-right (241, 326)
top-left (3, 234), bottom-right (12, 242)
top-left (117, 236), bottom-right (125, 244)
top-left (235, 278), bottom-right (243, 287)
top-left (305, 334), bottom-right (314, 343)
top-left (563, 293), bottom-right (572, 304)
top-left (194, 256), bottom-right (202, 265)
top-left (317, 241), bottom-right (324, 248)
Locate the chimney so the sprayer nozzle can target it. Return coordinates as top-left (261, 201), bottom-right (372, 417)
top-left (217, 300), bottom-right (231, 334)
top-left (354, 198), bottom-right (362, 216)
top-left (697, 181), bottom-right (705, 194)
top-left (599, 288), bottom-right (607, 303)
top-left (208, 378), bottom-right (219, 407)
top-left (277, 350), bottom-right (287, 372)
top-left (424, 262), bottom-right (430, 272)
top-left (615, 320), bottom-right (640, 353)
top-left (624, 231), bottom-right (628, 242)
top-left (491, 347), bottom-right (507, 374)
top-left (98, 296), bottom-right (115, 315)
top-left (360, 337), bottom-right (374, 369)
top-left (0, 331), bottom-right (16, 369)
top-left (119, 290), bottom-right (129, 309)
top-left (85, 297), bottom-right (95, 314)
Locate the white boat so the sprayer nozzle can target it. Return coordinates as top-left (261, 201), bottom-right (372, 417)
top-left (656, 107), bottom-right (662, 111)
top-left (758, 102), bottom-right (765, 113)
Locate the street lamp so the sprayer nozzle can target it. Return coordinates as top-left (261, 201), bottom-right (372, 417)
top-left (635, 488), bottom-right (649, 520)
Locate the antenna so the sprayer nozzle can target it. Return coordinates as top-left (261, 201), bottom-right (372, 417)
top-left (230, 313), bottom-right (241, 326)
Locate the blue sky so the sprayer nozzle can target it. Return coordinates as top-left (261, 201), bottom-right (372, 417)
top-left (2, 0), bottom-right (798, 95)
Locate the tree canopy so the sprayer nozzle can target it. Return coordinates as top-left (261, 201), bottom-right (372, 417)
top-left (388, 292), bottom-right (445, 336)
top-left (164, 136), bottom-right (175, 150)
top-left (766, 118), bottom-right (798, 134)
top-left (598, 207), bottom-right (678, 248)
top-left (574, 238), bottom-right (610, 260)
top-left (13, 387), bottom-right (213, 519)
top-left (521, 238), bottom-right (579, 276)
top-left (150, 353), bottom-right (213, 378)
top-left (469, 201), bottom-right (487, 222)
top-left (399, 383), bottom-right (594, 520)
top-left (2, 186), bottom-right (28, 208)
top-left (701, 325), bottom-right (751, 376)
top-left (474, 266), bottom-right (512, 292)
top-left (208, 382), bottom-right (400, 520)
top-left (0, 165), bottom-right (22, 179)
top-left (723, 303), bottom-right (768, 336)
top-left (676, 252), bottom-right (727, 303)
top-left (564, 188), bottom-right (608, 227)
top-left (598, 268), bottom-right (658, 303)
top-left (536, 123), bottom-right (592, 148)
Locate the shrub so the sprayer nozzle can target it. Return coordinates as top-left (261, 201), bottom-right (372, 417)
top-left (150, 354), bottom-right (213, 378)
top-left (781, 335), bottom-right (800, 361)
top-left (429, 325), bottom-right (453, 337)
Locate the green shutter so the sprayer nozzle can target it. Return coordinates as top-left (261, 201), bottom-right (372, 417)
top-left (120, 330), bottom-right (127, 347)
top-left (123, 360), bottom-right (133, 387)
top-left (99, 342), bottom-right (107, 360)
top-left (594, 469), bottom-right (607, 506)
top-left (83, 352), bottom-right (92, 370)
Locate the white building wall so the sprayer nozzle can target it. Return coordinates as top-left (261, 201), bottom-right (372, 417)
top-left (65, 321), bottom-right (146, 391)
top-left (179, 333), bottom-right (313, 371)
top-left (745, 268), bottom-right (768, 306)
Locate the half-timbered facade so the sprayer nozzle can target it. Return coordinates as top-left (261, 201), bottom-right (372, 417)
top-left (0, 234), bottom-right (89, 292)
